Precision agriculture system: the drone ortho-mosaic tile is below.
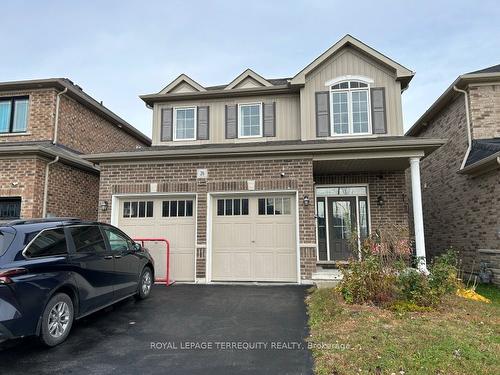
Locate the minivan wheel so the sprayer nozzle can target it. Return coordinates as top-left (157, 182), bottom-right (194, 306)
top-left (136, 267), bottom-right (153, 300)
top-left (39, 293), bottom-right (74, 347)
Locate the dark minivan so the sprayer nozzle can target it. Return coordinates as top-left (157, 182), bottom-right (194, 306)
top-left (0, 218), bottom-right (154, 346)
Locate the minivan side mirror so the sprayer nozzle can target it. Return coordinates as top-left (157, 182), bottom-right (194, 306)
top-left (132, 242), bottom-right (142, 252)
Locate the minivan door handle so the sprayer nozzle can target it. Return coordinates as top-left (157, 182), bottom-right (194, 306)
top-left (103, 255), bottom-right (113, 260)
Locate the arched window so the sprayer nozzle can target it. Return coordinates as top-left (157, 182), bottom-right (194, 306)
top-left (327, 77), bottom-right (372, 135)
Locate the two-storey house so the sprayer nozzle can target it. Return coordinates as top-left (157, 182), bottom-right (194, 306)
top-left (407, 65), bottom-right (500, 285)
top-left (0, 78), bottom-right (151, 221)
top-left (86, 35), bottom-right (444, 284)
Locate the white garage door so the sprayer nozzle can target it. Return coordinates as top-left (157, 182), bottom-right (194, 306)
top-left (117, 196), bottom-right (196, 281)
top-left (211, 194), bottom-right (297, 282)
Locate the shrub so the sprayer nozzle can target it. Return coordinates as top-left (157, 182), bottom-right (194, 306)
top-left (339, 229), bottom-right (460, 309)
top-left (339, 225), bottom-right (410, 306)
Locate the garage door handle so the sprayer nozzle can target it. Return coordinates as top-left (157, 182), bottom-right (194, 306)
top-left (251, 240), bottom-right (256, 243)
top-left (103, 255), bottom-right (113, 260)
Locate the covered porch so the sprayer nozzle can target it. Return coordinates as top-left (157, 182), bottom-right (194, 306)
top-left (311, 148), bottom-right (430, 283)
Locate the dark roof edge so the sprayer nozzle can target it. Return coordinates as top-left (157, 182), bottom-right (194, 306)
top-left (83, 138), bottom-right (446, 163)
top-left (140, 85), bottom-right (299, 105)
top-left (0, 78), bottom-right (151, 145)
top-left (406, 72), bottom-right (500, 136)
top-left (458, 151), bottom-right (500, 175)
top-left (0, 144), bottom-right (99, 174)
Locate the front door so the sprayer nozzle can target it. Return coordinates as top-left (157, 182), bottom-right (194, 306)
top-left (316, 186), bottom-right (370, 262)
top-left (328, 197), bottom-right (356, 261)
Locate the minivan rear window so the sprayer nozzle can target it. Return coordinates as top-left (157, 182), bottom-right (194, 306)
top-left (24, 228), bottom-right (68, 258)
top-left (0, 228), bottom-right (16, 256)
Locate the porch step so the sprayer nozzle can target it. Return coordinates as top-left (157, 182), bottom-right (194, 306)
top-left (313, 280), bottom-right (341, 289)
top-left (311, 269), bottom-right (343, 281)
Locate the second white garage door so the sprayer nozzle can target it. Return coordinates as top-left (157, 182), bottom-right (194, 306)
top-left (117, 196), bottom-right (196, 282)
top-left (211, 194), bottom-right (297, 282)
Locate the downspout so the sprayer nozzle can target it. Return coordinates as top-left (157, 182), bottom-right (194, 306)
top-left (41, 87), bottom-right (67, 217)
top-left (453, 86), bottom-right (472, 170)
top-left (42, 156), bottom-right (59, 218)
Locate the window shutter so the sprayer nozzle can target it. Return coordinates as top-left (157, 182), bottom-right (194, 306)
top-left (315, 92), bottom-right (330, 137)
top-left (225, 105), bottom-right (237, 139)
top-left (371, 88), bottom-right (387, 134)
top-left (161, 108), bottom-right (173, 141)
top-left (197, 106), bottom-right (209, 140)
top-left (263, 102), bottom-right (276, 137)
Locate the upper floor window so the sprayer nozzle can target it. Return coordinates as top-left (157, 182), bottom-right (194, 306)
top-left (0, 96), bottom-right (29, 134)
top-left (329, 78), bottom-right (372, 136)
top-left (238, 103), bottom-right (262, 137)
top-left (173, 107), bottom-right (196, 141)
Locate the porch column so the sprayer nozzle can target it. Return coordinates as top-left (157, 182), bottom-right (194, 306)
top-left (410, 157), bottom-right (428, 273)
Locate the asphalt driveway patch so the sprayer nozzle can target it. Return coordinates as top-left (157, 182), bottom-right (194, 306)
top-left (0, 284), bottom-right (313, 375)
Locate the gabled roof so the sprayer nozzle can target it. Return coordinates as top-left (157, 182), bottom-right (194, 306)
top-left (290, 34), bottom-right (414, 87)
top-left (158, 74), bottom-right (206, 94)
top-left (224, 69), bottom-right (273, 90)
top-left (0, 78), bottom-right (151, 145)
top-left (468, 64), bottom-right (500, 74)
top-left (406, 65), bottom-right (500, 136)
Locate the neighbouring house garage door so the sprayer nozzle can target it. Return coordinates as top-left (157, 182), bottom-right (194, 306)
top-left (211, 194), bottom-right (297, 282)
top-left (117, 196), bottom-right (196, 281)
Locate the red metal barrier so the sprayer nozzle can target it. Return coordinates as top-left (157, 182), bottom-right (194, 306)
top-left (133, 238), bottom-right (172, 286)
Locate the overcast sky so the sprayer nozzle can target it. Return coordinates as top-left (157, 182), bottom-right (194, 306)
top-left (2, 1), bottom-right (499, 137)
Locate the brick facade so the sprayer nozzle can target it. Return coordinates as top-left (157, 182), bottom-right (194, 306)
top-left (97, 157), bottom-right (316, 279)
top-left (469, 84), bottom-right (500, 139)
top-left (57, 95), bottom-right (146, 153)
top-left (0, 157), bottom-right (46, 218)
top-left (45, 163), bottom-right (99, 220)
top-left (97, 158), bottom-right (410, 281)
top-left (315, 171), bottom-right (409, 231)
top-left (0, 89), bottom-right (56, 143)
top-left (416, 93), bottom-right (500, 282)
top-left (0, 84), bottom-right (149, 221)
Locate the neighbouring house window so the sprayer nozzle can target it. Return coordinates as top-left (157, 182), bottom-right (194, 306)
top-left (162, 200), bottom-right (193, 217)
top-left (217, 198), bottom-right (249, 216)
top-left (0, 96), bottom-right (29, 133)
top-left (173, 107), bottom-right (196, 140)
top-left (258, 197), bottom-right (291, 215)
top-left (0, 197), bottom-right (21, 219)
top-left (238, 103), bottom-right (262, 137)
top-left (123, 201), bottom-right (154, 218)
top-left (24, 228), bottom-right (67, 258)
top-left (330, 80), bottom-right (371, 135)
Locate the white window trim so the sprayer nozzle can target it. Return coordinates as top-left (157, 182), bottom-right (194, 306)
top-left (237, 102), bottom-right (263, 138)
top-left (328, 78), bottom-right (373, 137)
top-left (173, 106), bottom-right (197, 141)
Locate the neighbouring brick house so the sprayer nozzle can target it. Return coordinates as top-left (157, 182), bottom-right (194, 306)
top-left (406, 64), bottom-right (500, 284)
top-left (85, 35), bottom-right (444, 284)
top-left (0, 78), bottom-right (151, 221)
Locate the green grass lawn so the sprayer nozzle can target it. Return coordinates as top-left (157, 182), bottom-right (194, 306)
top-left (306, 285), bottom-right (500, 375)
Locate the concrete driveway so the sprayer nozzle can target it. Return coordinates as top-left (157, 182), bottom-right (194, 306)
top-left (0, 285), bottom-right (313, 375)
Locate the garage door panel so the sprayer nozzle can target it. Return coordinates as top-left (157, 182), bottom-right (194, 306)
top-left (253, 252), bottom-right (274, 279)
top-left (213, 252), bottom-right (251, 279)
top-left (117, 196), bottom-right (196, 282)
top-left (212, 194), bottom-right (297, 282)
top-left (213, 223), bottom-right (252, 248)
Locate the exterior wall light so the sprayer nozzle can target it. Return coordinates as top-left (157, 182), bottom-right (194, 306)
top-left (99, 200), bottom-right (108, 212)
top-left (303, 195), bottom-right (310, 206)
top-left (377, 195), bottom-right (385, 207)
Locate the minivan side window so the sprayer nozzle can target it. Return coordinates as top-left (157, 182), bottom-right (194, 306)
top-left (70, 226), bottom-right (107, 253)
top-left (102, 227), bottom-right (132, 252)
top-left (24, 228), bottom-right (68, 258)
